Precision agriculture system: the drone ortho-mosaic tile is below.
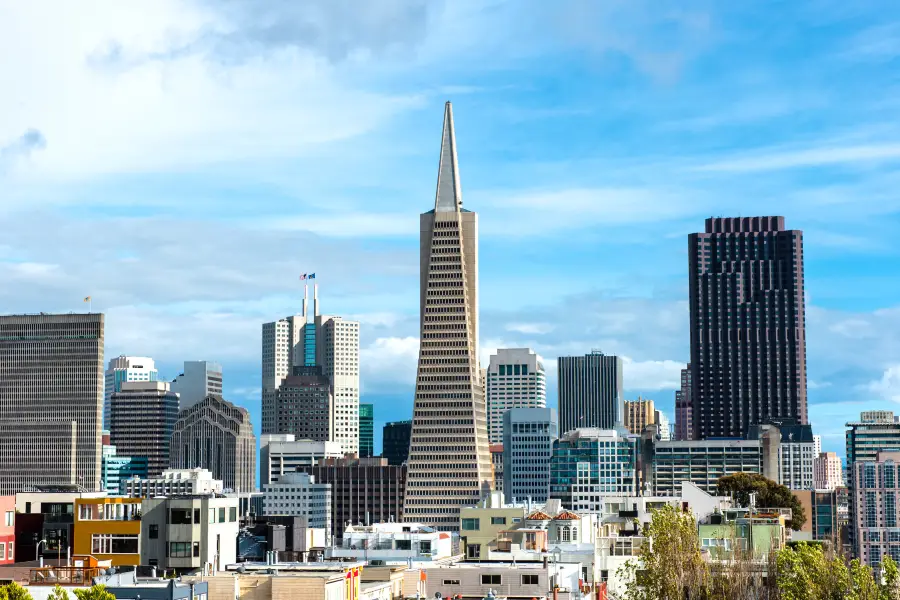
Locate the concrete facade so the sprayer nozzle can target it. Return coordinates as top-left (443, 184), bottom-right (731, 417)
top-left (262, 472), bottom-right (331, 532)
top-left (124, 469), bottom-right (224, 497)
top-left (623, 397), bottom-right (655, 435)
top-left (110, 381), bottom-right (179, 477)
top-left (259, 435), bottom-right (343, 487)
top-left (104, 355), bottom-right (158, 428)
top-left (486, 348), bottom-right (547, 444)
top-left (169, 361), bottom-right (223, 412)
top-left (557, 352), bottom-right (624, 434)
top-left (502, 407), bottom-right (558, 504)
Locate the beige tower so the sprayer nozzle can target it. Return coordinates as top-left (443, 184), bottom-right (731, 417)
top-left (403, 102), bottom-right (493, 530)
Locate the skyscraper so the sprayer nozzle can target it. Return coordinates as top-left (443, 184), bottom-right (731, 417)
top-left (104, 356), bottom-right (158, 427)
top-left (403, 102), bottom-right (493, 530)
top-left (261, 285), bottom-right (360, 455)
top-left (623, 397), bottom-right (655, 435)
top-left (557, 351), bottom-right (623, 435)
top-left (0, 313), bottom-right (104, 495)
top-left (486, 348), bottom-right (547, 444)
top-left (359, 403), bottom-right (374, 458)
top-left (503, 407), bottom-right (558, 503)
top-left (169, 360), bottom-right (222, 411)
top-left (688, 217), bottom-right (807, 440)
top-left (109, 381), bottom-right (180, 477)
top-left (265, 366), bottom-right (334, 442)
top-left (674, 365), bottom-right (692, 441)
top-left (814, 451), bottom-right (844, 491)
top-left (383, 420), bottom-right (412, 466)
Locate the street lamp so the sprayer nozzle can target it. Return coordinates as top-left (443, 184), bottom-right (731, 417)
top-left (36, 539), bottom-right (48, 562)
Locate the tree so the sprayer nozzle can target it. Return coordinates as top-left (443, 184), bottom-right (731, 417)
top-left (72, 586), bottom-right (115, 600)
top-left (775, 542), bottom-right (851, 600)
top-left (3, 583), bottom-right (33, 600)
top-left (47, 586), bottom-right (70, 600)
top-left (716, 472), bottom-right (807, 530)
top-left (882, 555), bottom-right (900, 600)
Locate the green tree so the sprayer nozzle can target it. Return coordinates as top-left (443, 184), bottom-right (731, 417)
top-left (3, 583), bottom-right (33, 600)
top-left (618, 504), bottom-right (710, 600)
top-left (882, 555), bottom-right (900, 600)
top-left (716, 472), bottom-right (807, 530)
top-left (72, 586), bottom-right (115, 600)
top-left (47, 586), bottom-right (70, 600)
top-left (775, 542), bottom-right (851, 600)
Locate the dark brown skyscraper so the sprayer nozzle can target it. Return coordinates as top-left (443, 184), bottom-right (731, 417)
top-left (689, 217), bottom-right (807, 440)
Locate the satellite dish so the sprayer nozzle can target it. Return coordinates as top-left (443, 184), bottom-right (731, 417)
top-left (435, 593), bottom-right (442, 599)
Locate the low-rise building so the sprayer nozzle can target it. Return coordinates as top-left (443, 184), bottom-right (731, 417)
top-left (124, 469), bottom-right (224, 498)
top-left (15, 487), bottom-right (109, 562)
top-left (0, 495), bottom-right (13, 565)
top-left (459, 492), bottom-right (530, 561)
top-left (189, 562), bottom-right (367, 600)
top-left (259, 435), bottom-right (344, 486)
top-left (328, 522), bottom-right (453, 564)
top-left (141, 495), bottom-right (240, 573)
top-left (406, 561), bottom-right (583, 600)
top-left (74, 497), bottom-right (143, 566)
top-left (102, 444), bottom-right (149, 495)
top-left (262, 472), bottom-right (331, 532)
top-left (697, 507), bottom-right (790, 562)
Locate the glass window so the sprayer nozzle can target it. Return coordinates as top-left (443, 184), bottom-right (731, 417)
top-left (171, 509), bottom-right (192, 525)
top-left (149, 524), bottom-right (159, 539)
top-left (194, 509), bottom-right (201, 523)
top-left (229, 507), bottom-right (238, 522)
top-left (0, 543), bottom-right (5, 560)
top-left (522, 575), bottom-right (539, 585)
top-left (218, 508), bottom-right (226, 523)
top-left (169, 542), bottom-right (191, 558)
top-left (491, 517), bottom-right (506, 525)
top-left (4, 512), bottom-right (12, 527)
top-left (466, 545), bottom-right (481, 559)
top-left (481, 574), bottom-right (501, 585)
top-left (461, 518), bottom-right (480, 531)
top-left (193, 542), bottom-right (200, 557)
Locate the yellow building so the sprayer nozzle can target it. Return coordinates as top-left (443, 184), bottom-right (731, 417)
top-left (459, 492), bottom-right (529, 560)
top-left (623, 397), bottom-right (656, 434)
top-left (74, 497), bottom-right (142, 566)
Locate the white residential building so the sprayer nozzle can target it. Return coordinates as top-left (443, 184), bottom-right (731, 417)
top-left (328, 522), bottom-right (453, 564)
top-left (262, 472), bottom-right (331, 532)
top-left (814, 452), bottom-right (844, 490)
top-left (777, 425), bottom-right (816, 490)
top-left (261, 285), bottom-right (360, 455)
top-left (169, 361), bottom-right (223, 411)
top-left (104, 355), bottom-right (158, 427)
top-left (486, 349), bottom-right (547, 444)
top-left (260, 434), bottom-right (344, 486)
top-left (124, 468), bottom-right (224, 497)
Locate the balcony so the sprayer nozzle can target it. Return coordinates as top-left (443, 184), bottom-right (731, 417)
top-left (43, 514), bottom-right (74, 524)
top-left (30, 567), bottom-right (102, 586)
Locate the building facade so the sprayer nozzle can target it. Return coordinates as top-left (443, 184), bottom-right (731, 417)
top-left (261, 285), bottom-right (361, 455)
top-left (14, 487), bottom-right (108, 561)
top-left (169, 395), bottom-right (256, 493)
top-left (359, 403), bottom-right (374, 458)
top-left (260, 434), bottom-right (344, 486)
top-left (623, 397), bottom-right (655, 435)
top-left (403, 102), bottom-right (493, 530)
top-left (297, 457), bottom-right (406, 539)
top-left (655, 410), bottom-right (671, 441)
top-left (0, 496), bottom-right (13, 565)
top-left (0, 313), bottom-right (104, 494)
top-left (846, 411), bottom-right (900, 466)
top-left (774, 424), bottom-right (815, 490)
top-left (102, 444), bottom-right (149, 494)
top-left (486, 348), bottom-right (547, 444)
top-left (557, 352), bottom-right (624, 435)
top-left (850, 451), bottom-right (900, 568)
top-left (549, 428), bottom-right (637, 513)
top-left (490, 444), bottom-right (504, 493)
top-left (674, 364), bottom-right (693, 441)
top-left (141, 495), bottom-right (239, 573)
top-left (263, 366), bottom-right (334, 442)
top-left (814, 451), bottom-right (844, 490)
top-left (74, 497), bottom-right (143, 566)
top-left (104, 356), bottom-right (158, 427)
top-left (329, 522), bottom-right (453, 564)
top-left (110, 381), bottom-right (179, 477)
top-left (383, 421), bottom-right (412, 466)
top-left (169, 360), bottom-right (223, 412)
top-left (651, 439), bottom-right (777, 497)
top-left (262, 472), bottom-right (332, 531)
top-left (124, 468), bottom-right (224, 497)
top-left (689, 217), bottom-right (808, 440)
top-left (502, 407), bottom-right (558, 504)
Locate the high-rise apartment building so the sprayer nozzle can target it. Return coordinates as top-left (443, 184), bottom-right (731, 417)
top-left (264, 366), bottom-right (334, 442)
top-left (104, 356), bottom-right (158, 427)
top-left (383, 420), bottom-right (412, 466)
top-left (850, 451), bottom-right (900, 568)
top-left (688, 217), bottom-right (807, 440)
top-left (261, 285), bottom-right (360, 455)
top-left (0, 313), bottom-right (104, 495)
top-left (814, 452), bottom-right (844, 490)
top-left (486, 348), bottom-right (547, 444)
top-left (623, 397), bottom-right (655, 435)
top-left (503, 407), bottom-right (558, 503)
top-left (261, 472), bottom-right (332, 531)
top-left (773, 424), bottom-right (815, 490)
top-left (549, 428), bottom-right (637, 513)
top-left (109, 381), bottom-right (179, 478)
top-left (674, 365), bottom-right (692, 441)
top-left (359, 403), bottom-right (374, 458)
top-left (169, 360), bottom-right (223, 411)
top-left (259, 434), bottom-right (343, 486)
top-left (169, 395), bottom-right (256, 493)
top-left (557, 352), bottom-right (623, 434)
top-left (403, 102), bottom-right (493, 530)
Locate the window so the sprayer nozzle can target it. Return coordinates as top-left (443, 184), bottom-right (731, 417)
top-left (466, 545), bottom-right (481, 559)
top-left (169, 542), bottom-right (191, 558)
top-left (461, 518), bottom-right (480, 531)
top-left (193, 542), bottom-right (200, 557)
top-left (4, 512), bottom-right (12, 527)
top-left (0, 543), bottom-right (5, 560)
top-left (491, 517), bottom-right (506, 525)
top-left (481, 575), bottom-right (501, 585)
top-left (442, 580), bottom-right (460, 586)
top-left (171, 509), bottom-right (192, 525)
top-left (92, 534), bottom-right (139, 554)
top-left (396, 539), bottom-right (411, 550)
top-left (218, 508), bottom-right (226, 523)
top-left (148, 559), bottom-right (159, 567)
top-left (229, 507), bottom-right (238, 522)
top-left (420, 540), bottom-right (432, 553)
top-left (522, 575), bottom-right (539, 585)
top-left (25, 502), bottom-right (31, 514)
top-left (194, 509), bottom-right (201, 523)
top-left (209, 509), bottom-right (216, 524)
top-left (149, 524), bottom-right (159, 539)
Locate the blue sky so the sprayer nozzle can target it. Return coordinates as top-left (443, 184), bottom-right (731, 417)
top-left (2, 0), bottom-right (900, 458)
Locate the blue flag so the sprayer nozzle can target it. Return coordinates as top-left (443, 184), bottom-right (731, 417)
top-left (309, 273), bottom-right (316, 279)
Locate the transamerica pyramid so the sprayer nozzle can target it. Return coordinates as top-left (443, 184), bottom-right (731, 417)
top-left (403, 102), bottom-right (494, 530)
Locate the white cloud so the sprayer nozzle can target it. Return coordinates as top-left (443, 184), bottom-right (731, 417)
top-left (868, 365), bottom-right (900, 403)
top-left (505, 322), bottom-right (554, 335)
top-left (693, 143), bottom-right (900, 173)
top-left (360, 336), bottom-right (419, 392)
top-left (622, 356), bottom-right (685, 391)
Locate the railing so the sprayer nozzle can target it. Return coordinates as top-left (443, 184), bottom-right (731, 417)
top-left (30, 567), bottom-right (102, 586)
top-left (43, 514), bottom-right (74, 524)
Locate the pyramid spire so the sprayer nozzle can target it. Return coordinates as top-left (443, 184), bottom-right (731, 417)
top-left (434, 101), bottom-right (462, 213)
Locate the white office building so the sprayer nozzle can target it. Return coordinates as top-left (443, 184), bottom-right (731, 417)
top-left (654, 410), bottom-right (671, 441)
top-left (261, 284), bottom-right (360, 455)
top-left (169, 361), bottom-right (223, 411)
top-left (260, 434), bottom-right (344, 486)
top-left (486, 349), bottom-right (547, 444)
top-left (104, 355), bottom-right (158, 427)
top-left (777, 425), bottom-right (816, 491)
top-left (328, 522), bottom-right (453, 564)
top-left (262, 472), bottom-right (332, 531)
top-left (124, 468), bottom-right (224, 497)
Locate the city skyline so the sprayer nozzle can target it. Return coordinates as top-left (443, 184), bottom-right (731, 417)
top-left (5, 2), bottom-right (900, 462)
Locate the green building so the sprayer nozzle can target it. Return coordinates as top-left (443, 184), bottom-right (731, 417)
top-left (359, 403), bottom-right (374, 458)
top-left (697, 508), bottom-right (788, 561)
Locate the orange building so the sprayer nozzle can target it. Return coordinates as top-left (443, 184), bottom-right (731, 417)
top-left (74, 497), bottom-right (142, 566)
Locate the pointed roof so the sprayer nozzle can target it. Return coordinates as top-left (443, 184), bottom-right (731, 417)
top-left (553, 510), bottom-right (581, 521)
top-left (525, 510), bottom-right (553, 521)
top-left (434, 101), bottom-right (462, 213)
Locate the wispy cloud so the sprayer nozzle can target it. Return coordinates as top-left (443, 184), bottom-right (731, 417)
top-left (0, 129), bottom-right (46, 172)
top-left (693, 143), bottom-right (900, 173)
